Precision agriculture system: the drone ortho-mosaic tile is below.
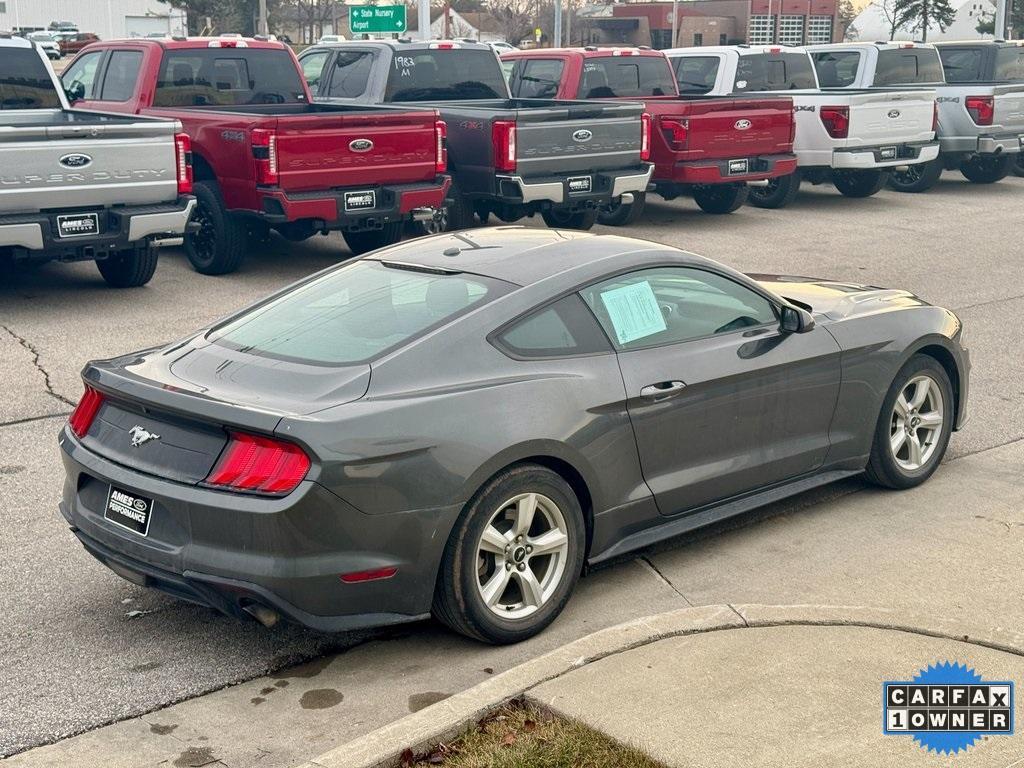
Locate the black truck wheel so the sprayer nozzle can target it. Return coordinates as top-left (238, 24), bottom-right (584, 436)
top-left (832, 169), bottom-right (889, 198)
top-left (888, 159), bottom-right (943, 193)
top-left (597, 192), bottom-right (646, 226)
top-left (692, 184), bottom-right (748, 214)
top-left (184, 180), bottom-right (247, 275)
top-left (1014, 153), bottom-right (1024, 178)
top-left (960, 154), bottom-right (1012, 184)
top-left (747, 172), bottom-right (801, 209)
top-left (541, 208), bottom-right (598, 230)
top-left (342, 221), bottom-right (403, 255)
top-left (95, 246), bottom-right (158, 288)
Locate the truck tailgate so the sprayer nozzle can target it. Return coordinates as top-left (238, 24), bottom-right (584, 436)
top-left (846, 90), bottom-right (936, 147)
top-left (993, 84), bottom-right (1024, 134)
top-left (0, 112), bottom-right (179, 214)
top-left (271, 111), bottom-right (439, 193)
top-left (666, 96), bottom-right (793, 159)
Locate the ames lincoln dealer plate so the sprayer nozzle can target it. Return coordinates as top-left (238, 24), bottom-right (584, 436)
top-left (56, 213), bottom-right (99, 238)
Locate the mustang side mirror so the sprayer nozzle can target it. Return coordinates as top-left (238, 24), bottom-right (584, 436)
top-left (780, 305), bottom-right (815, 334)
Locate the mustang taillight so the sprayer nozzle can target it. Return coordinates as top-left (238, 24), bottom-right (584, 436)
top-left (659, 117), bottom-right (689, 151)
top-left (965, 95), bottom-right (994, 126)
top-left (205, 432), bottom-right (310, 494)
top-left (251, 128), bottom-right (279, 185)
top-left (435, 119), bottom-right (448, 174)
top-left (820, 105), bottom-right (850, 139)
top-left (174, 132), bottom-right (193, 195)
top-left (69, 386), bottom-right (105, 438)
top-left (640, 112), bottom-right (652, 161)
top-left (492, 120), bottom-right (517, 172)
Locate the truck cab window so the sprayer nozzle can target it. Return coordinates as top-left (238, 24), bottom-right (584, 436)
top-left (994, 47), bottom-right (1024, 81)
top-left (579, 57), bottom-right (675, 98)
top-left (938, 49), bottom-right (982, 82)
top-left (811, 51), bottom-right (860, 87)
top-left (101, 51), bottom-right (143, 101)
top-left (384, 50), bottom-right (508, 102)
top-left (673, 56), bottom-right (720, 94)
top-left (327, 51), bottom-right (374, 99)
top-left (62, 50), bottom-right (103, 101)
top-left (512, 59), bottom-right (563, 98)
top-left (154, 49), bottom-right (307, 107)
top-left (875, 49), bottom-right (944, 85)
top-left (734, 53), bottom-right (817, 91)
top-left (300, 50), bottom-right (330, 91)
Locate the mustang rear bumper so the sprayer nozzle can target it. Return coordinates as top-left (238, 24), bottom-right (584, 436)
top-left (58, 429), bottom-right (460, 632)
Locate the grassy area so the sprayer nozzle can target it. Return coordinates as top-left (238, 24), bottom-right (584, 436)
top-left (404, 700), bottom-right (665, 768)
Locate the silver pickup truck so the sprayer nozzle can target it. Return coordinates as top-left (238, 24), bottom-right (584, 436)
top-left (0, 37), bottom-right (194, 287)
top-left (808, 42), bottom-right (1024, 192)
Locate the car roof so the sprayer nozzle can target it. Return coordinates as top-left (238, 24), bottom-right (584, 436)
top-left (86, 36), bottom-right (287, 50)
top-left (309, 39), bottom-right (494, 52)
top-left (504, 46), bottom-right (666, 59)
top-left (365, 227), bottom-right (710, 287)
top-left (0, 36), bottom-right (33, 49)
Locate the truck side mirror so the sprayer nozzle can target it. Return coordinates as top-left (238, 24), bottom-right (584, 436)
top-left (65, 80), bottom-right (85, 103)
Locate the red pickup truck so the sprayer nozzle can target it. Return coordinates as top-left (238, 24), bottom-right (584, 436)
top-left (503, 47), bottom-right (796, 224)
top-left (61, 37), bottom-right (449, 274)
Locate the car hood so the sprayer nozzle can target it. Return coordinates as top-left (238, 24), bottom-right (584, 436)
top-left (751, 274), bottom-right (928, 320)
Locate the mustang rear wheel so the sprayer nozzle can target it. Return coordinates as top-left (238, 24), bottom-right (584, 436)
top-left (433, 464), bottom-right (585, 644)
top-left (865, 354), bottom-right (953, 490)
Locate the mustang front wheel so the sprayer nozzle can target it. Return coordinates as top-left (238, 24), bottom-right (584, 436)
top-left (433, 464), bottom-right (585, 643)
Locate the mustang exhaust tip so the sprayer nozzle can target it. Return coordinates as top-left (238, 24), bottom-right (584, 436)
top-left (242, 603), bottom-right (281, 628)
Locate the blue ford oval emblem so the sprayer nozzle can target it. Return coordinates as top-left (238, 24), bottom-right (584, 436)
top-left (572, 129), bottom-right (593, 143)
top-left (59, 153), bottom-right (92, 169)
top-left (349, 139), bottom-right (374, 153)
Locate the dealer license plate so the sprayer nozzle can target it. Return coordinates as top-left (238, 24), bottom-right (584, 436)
top-left (344, 190), bottom-right (376, 212)
top-left (57, 213), bottom-right (99, 238)
top-left (728, 159), bottom-right (749, 175)
top-left (104, 485), bottom-right (153, 537)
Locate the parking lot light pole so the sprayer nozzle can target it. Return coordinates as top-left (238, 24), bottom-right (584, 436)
top-left (419, 0), bottom-right (431, 40)
top-left (672, 0), bottom-right (679, 47)
top-left (555, 0), bottom-right (562, 46)
top-left (994, 0), bottom-right (1007, 39)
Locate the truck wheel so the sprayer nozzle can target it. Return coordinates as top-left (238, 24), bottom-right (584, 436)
top-left (95, 246), bottom-right (158, 288)
top-left (275, 221), bottom-right (316, 242)
top-left (888, 159), bottom-right (943, 193)
top-left (692, 184), bottom-right (748, 214)
top-left (832, 169), bottom-right (889, 198)
top-left (960, 154), bottom-right (1012, 184)
top-left (747, 172), bottom-right (801, 209)
top-left (185, 180), bottom-right (247, 275)
top-left (342, 222), bottom-right (403, 255)
top-left (1014, 154), bottom-right (1024, 178)
top-left (597, 192), bottom-right (646, 226)
top-left (541, 208), bottom-right (598, 230)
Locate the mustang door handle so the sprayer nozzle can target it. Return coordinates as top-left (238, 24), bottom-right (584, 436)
top-left (639, 381), bottom-right (686, 399)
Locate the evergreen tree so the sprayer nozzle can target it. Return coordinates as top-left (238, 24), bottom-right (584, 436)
top-left (893, 0), bottom-right (956, 41)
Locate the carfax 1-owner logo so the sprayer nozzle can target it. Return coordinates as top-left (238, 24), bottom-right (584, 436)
top-left (883, 662), bottom-right (1014, 754)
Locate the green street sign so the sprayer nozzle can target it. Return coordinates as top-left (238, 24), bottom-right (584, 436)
top-left (349, 5), bottom-right (407, 34)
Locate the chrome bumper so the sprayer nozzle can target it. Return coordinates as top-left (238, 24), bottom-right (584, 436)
top-left (127, 198), bottom-right (196, 241)
top-left (500, 164), bottom-right (654, 204)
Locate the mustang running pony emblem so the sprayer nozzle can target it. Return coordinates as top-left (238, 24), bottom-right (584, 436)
top-left (129, 425), bottom-right (160, 447)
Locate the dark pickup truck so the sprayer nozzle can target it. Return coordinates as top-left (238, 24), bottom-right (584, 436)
top-left (503, 47), bottom-right (797, 224)
top-left (298, 40), bottom-right (653, 230)
top-left (61, 37), bottom-right (450, 273)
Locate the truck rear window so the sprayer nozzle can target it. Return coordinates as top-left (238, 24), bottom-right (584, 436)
top-left (1, 49), bottom-right (61, 110)
top-left (384, 49), bottom-right (508, 101)
top-left (577, 56), bottom-right (676, 98)
top-left (938, 48), bottom-right (983, 82)
top-left (153, 49), bottom-right (307, 107)
top-left (672, 56), bottom-right (720, 94)
top-left (995, 46), bottom-right (1024, 81)
top-left (874, 49), bottom-right (944, 85)
top-left (811, 51), bottom-right (861, 87)
top-left (734, 53), bottom-right (817, 92)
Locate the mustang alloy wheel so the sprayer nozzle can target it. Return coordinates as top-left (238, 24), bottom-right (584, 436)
top-left (888, 375), bottom-right (944, 472)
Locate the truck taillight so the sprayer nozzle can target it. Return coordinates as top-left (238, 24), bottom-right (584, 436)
top-left (69, 386), bottom-right (105, 438)
top-left (251, 128), bottom-right (278, 185)
top-left (932, 101), bottom-right (939, 133)
top-left (174, 132), bottom-right (193, 195)
top-left (789, 110), bottom-right (796, 144)
top-left (435, 120), bottom-right (448, 174)
top-left (820, 106), bottom-right (849, 139)
top-left (492, 120), bottom-right (517, 173)
top-left (965, 95), bottom-right (994, 126)
top-left (205, 432), bottom-right (311, 495)
top-left (659, 117), bottom-right (689, 151)
top-left (640, 112), bottom-right (652, 161)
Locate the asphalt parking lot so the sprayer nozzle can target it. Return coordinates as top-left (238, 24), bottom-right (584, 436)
top-left (2, 173), bottom-right (1023, 764)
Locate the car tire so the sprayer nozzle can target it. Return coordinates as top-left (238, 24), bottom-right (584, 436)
top-left (887, 158), bottom-right (944, 193)
top-left (432, 464), bottom-right (586, 644)
top-left (184, 180), bottom-right (247, 275)
top-left (95, 246), bottom-right (158, 288)
top-left (541, 208), bottom-right (598, 230)
top-left (597, 192), bottom-right (647, 226)
top-left (864, 354), bottom-right (954, 490)
top-left (960, 154), bottom-right (1012, 184)
top-left (342, 221), bottom-right (403, 255)
top-left (275, 221), bottom-right (316, 242)
top-left (832, 169), bottom-right (889, 198)
top-left (1013, 153), bottom-right (1024, 178)
top-left (747, 172), bottom-right (801, 209)
top-left (692, 183), bottom-right (748, 214)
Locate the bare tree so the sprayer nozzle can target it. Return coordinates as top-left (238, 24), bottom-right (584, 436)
top-left (878, 0), bottom-right (903, 39)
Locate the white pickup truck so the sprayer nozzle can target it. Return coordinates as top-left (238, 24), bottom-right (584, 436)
top-left (0, 36), bottom-right (195, 287)
top-left (809, 41), bottom-right (1024, 192)
top-left (666, 45), bottom-right (940, 208)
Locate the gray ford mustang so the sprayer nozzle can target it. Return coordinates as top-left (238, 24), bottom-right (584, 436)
top-left (59, 228), bottom-right (968, 643)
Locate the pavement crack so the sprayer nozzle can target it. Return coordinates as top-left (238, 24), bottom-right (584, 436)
top-left (638, 556), bottom-right (693, 606)
top-left (1, 324), bottom-right (75, 407)
top-left (0, 411), bottom-right (72, 428)
top-left (954, 292), bottom-right (1024, 312)
top-left (726, 604), bottom-right (749, 627)
top-left (948, 435), bottom-right (1024, 462)
top-left (974, 515), bottom-right (1024, 532)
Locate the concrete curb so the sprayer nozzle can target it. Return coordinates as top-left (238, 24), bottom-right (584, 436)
top-left (306, 604), bottom-right (1024, 768)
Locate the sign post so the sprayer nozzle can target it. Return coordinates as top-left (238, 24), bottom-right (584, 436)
top-left (349, 5), bottom-right (408, 36)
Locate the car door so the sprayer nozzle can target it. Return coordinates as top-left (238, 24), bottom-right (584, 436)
top-left (580, 266), bottom-right (841, 516)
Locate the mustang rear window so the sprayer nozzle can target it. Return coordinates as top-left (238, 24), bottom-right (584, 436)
top-left (209, 260), bottom-right (510, 365)
top-left (0, 49), bottom-right (61, 110)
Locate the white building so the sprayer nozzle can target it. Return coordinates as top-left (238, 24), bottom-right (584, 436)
top-left (0, 0), bottom-right (186, 39)
top-left (847, 0), bottom-right (995, 41)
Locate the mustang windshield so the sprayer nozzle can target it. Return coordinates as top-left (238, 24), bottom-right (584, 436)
top-left (209, 260), bottom-right (510, 365)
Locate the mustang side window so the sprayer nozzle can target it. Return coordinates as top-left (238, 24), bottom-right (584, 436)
top-left (580, 267), bottom-right (778, 350)
top-left (496, 295), bottom-right (612, 358)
